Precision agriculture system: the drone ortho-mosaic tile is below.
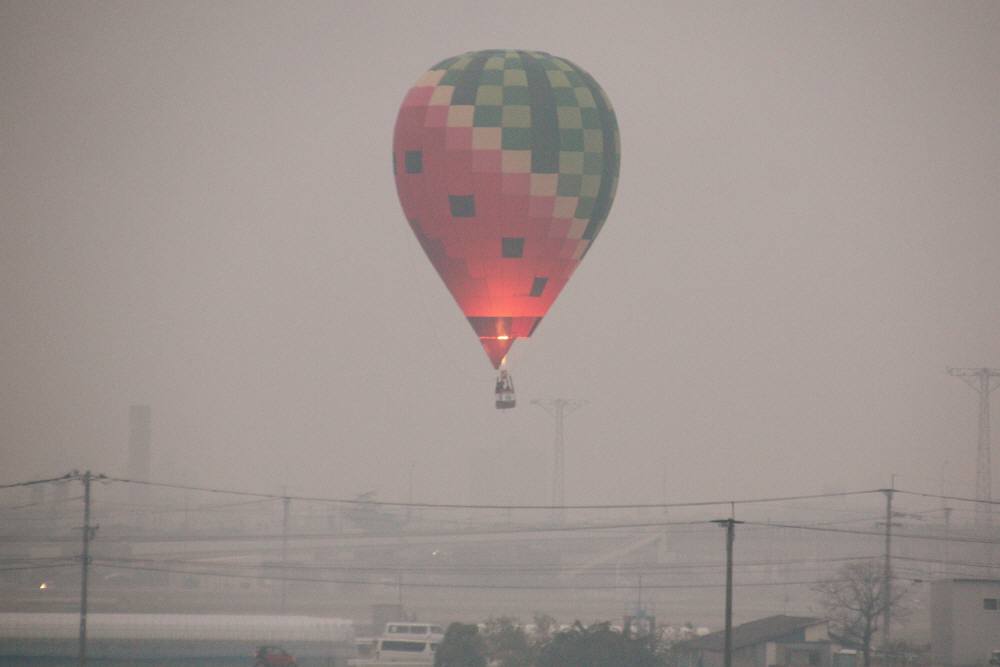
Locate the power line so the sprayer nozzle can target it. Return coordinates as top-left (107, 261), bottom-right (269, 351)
top-left (0, 518), bottom-right (713, 544)
top-left (2, 509), bottom-right (980, 546)
top-left (0, 473), bottom-right (79, 491)
top-left (0, 562), bottom-right (79, 573)
top-left (1, 501), bottom-right (973, 544)
top-left (0, 555), bottom-right (78, 563)
top-left (0, 495), bottom-right (85, 512)
top-left (89, 496), bottom-right (280, 517)
top-left (103, 475), bottom-right (881, 511)
top-left (18, 547), bottom-right (997, 576)
top-left (895, 487), bottom-right (1000, 507)
top-left (744, 520), bottom-right (1000, 545)
top-left (89, 553), bottom-right (878, 576)
top-left (891, 554), bottom-right (997, 570)
top-left (92, 560), bottom-right (860, 591)
top-left (8, 551), bottom-right (988, 579)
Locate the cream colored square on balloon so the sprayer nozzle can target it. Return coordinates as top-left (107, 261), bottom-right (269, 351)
top-left (475, 85), bottom-right (503, 106)
top-left (503, 69), bottom-right (528, 86)
top-left (502, 105), bottom-right (531, 128)
top-left (501, 150), bottom-right (531, 174)
top-left (473, 127), bottom-right (502, 150)
top-left (581, 175), bottom-right (601, 197)
top-left (583, 129), bottom-right (603, 152)
top-left (559, 151), bottom-right (584, 175)
top-left (485, 56), bottom-right (505, 70)
top-left (554, 196), bottom-right (578, 218)
top-left (447, 105), bottom-right (475, 127)
top-left (530, 173), bottom-right (558, 196)
top-left (430, 85), bottom-right (455, 106)
top-left (557, 107), bottom-right (583, 129)
top-left (416, 69), bottom-right (446, 87)
top-left (567, 218), bottom-right (588, 239)
top-left (572, 240), bottom-right (590, 260)
top-left (546, 70), bottom-right (571, 88)
top-left (574, 87), bottom-right (596, 108)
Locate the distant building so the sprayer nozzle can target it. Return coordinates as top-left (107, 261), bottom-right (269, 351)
top-left (0, 613), bottom-right (353, 662)
top-left (931, 579), bottom-right (1000, 667)
top-left (676, 615), bottom-right (836, 667)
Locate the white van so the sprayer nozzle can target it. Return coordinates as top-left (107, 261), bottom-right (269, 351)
top-left (349, 623), bottom-right (444, 666)
top-left (375, 636), bottom-right (439, 662)
top-left (384, 623), bottom-right (444, 636)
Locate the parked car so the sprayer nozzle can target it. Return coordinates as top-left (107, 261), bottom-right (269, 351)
top-left (254, 645), bottom-right (297, 667)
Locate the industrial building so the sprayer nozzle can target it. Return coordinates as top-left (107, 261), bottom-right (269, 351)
top-left (931, 579), bottom-right (1000, 667)
top-left (675, 615), bottom-right (837, 667)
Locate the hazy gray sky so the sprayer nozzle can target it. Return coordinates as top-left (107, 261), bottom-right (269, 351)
top-left (2, 1), bottom-right (998, 508)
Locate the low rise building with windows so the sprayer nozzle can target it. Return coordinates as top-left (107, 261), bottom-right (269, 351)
top-left (676, 615), bottom-right (836, 667)
top-left (931, 579), bottom-right (1000, 667)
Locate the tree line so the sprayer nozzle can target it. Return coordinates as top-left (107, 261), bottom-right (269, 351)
top-left (434, 616), bottom-right (668, 667)
top-left (433, 559), bottom-right (918, 667)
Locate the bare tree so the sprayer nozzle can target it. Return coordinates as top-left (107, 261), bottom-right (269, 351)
top-left (813, 560), bottom-right (909, 667)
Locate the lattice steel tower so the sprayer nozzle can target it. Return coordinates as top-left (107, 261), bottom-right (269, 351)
top-left (948, 367), bottom-right (1000, 528)
top-left (532, 398), bottom-right (585, 521)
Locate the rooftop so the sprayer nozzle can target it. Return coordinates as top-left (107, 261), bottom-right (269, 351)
top-left (0, 613), bottom-right (353, 642)
top-left (680, 615), bottom-right (825, 652)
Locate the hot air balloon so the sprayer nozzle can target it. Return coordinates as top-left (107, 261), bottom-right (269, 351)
top-left (393, 50), bottom-right (620, 408)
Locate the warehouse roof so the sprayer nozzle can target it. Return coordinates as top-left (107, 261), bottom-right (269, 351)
top-left (679, 615), bottom-right (825, 652)
top-left (0, 613), bottom-right (353, 642)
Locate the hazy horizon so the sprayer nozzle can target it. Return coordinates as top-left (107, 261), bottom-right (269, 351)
top-left (2, 1), bottom-right (999, 510)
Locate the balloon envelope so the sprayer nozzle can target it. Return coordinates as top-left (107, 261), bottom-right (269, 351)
top-left (393, 50), bottom-right (620, 367)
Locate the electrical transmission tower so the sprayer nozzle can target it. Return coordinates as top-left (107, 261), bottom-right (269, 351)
top-left (532, 398), bottom-right (585, 521)
top-left (948, 367), bottom-right (1000, 529)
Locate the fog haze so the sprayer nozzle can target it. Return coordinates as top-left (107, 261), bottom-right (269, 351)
top-left (2, 1), bottom-right (999, 508)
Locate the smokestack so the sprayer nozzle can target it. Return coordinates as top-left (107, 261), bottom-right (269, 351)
top-left (128, 405), bottom-right (151, 516)
top-left (128, 405), bottom-right (152, 481)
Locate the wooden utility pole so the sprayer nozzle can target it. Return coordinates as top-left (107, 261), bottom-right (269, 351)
top-left (713, 516), bottom-right (743, 667)
top-left (881, 488), bottom-right (894, 648)
top-left (281, 496), bottom-right (290, 615)
top-left (78, 471), bottom-right (99, 667)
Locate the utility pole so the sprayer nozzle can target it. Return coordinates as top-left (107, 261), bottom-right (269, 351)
top-left (942, 506), bottom-right (952, 576)
top-left (280, 496), bottom-right (290, 615)
top-left (880, 488), bottom-right (894, 648)
top-left (713, 515), bottom-right (743, 667)
top-left (407, 461), bottom-right (415, 524)
top-left (531, 398), bottom-right (585, 523)
top-left (78, 471), bottom-right (101, 667)
top-left (940, 461), bottom-right (951, 576)
top-left (947, 367), bottom-right (1000, 529)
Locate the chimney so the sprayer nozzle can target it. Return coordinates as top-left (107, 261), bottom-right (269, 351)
top-left (128, 405), bottom-right (152, 517)
top-left (128, 405), bottom-right (151, 482)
